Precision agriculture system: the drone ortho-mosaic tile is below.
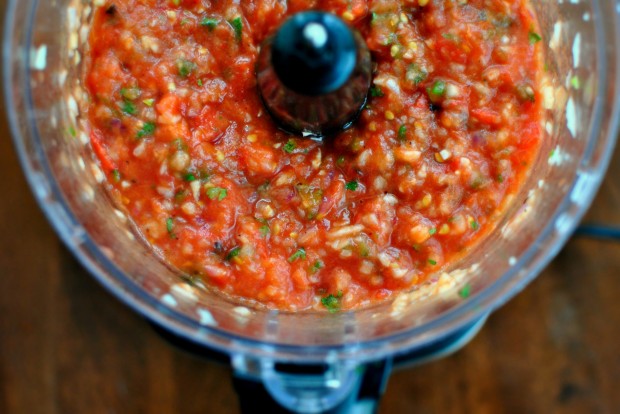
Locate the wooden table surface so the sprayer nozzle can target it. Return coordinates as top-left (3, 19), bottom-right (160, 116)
top-left (2, 8), bottom-right (620, 414)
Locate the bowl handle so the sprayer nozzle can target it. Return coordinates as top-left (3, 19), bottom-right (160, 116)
top-left (232, 357), bottom-right (392, 414)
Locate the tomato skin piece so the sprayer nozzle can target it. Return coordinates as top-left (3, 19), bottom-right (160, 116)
top-left (238, 144), bottom-right (279, 179)
top-left (471, 108), bottom-right (502, 126)
top-left (316, 179), bottom-right (345, 220)
top-left (193, 106), bottom-right (230, 144)
top-left (90, 130), bottom-right (116, 174)
top-left (435, 37), bottom-right (469, 65)
top-left (156, 94), bottom-right (184, 124)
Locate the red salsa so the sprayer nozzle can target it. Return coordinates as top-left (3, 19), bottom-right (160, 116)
top-left (85, 0), bottom-right (544, 311)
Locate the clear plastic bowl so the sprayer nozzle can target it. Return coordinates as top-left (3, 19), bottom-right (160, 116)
top-left (4, 0), bottom-right (620, 411)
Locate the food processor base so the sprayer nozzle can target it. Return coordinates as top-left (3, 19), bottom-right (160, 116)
top-left (153, 315), bottom-right (488, 414)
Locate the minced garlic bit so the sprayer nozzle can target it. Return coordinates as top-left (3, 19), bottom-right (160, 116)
top-left (435, 149), bottom-right (452, 163)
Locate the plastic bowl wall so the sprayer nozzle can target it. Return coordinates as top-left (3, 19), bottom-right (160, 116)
top-left (4, 0), bottom-right (620, 364)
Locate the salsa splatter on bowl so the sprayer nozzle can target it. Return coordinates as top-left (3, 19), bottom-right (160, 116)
top-left (84, 0), bottom-right (544, 311)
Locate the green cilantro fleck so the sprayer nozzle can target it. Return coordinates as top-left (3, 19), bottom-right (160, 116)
top-left (428, 259), bottom-right (437, 266)
top-left (429, 228), bottom-right (437, 236)
top-left (288, 248), bottom-right (307, 263)
top-left (471, 221), bottom-right (480, 230)
top-left (230, 17), bottom-right (243, 40)
top-left (370, 85), bottom-right (384, 97)
top-left (122, 101), bottom-right (137, 115)
top-left (459, 283), bottom-right (472, 299)
top-left (201, 17), bottom-right (219, 30)
top-left (171, 0), bottom-right (180, 6)
top-left (184, 173), bottom-right (196, 182)
top-left (68, 126), bottom-right (76, 137)
top-left (142, 98), bottom-right (155, 107)
top-left (336, 156), bottom-right (345, 167)
top-left (197, 79), bottom-right (203, 87)
top-left (198, 171), bottom-right (211, 182)
top-left (174, 190), bottom-right (188, 202)
top-left (177, 59), bottom-right (196, 78)
top-left (137, 122), bottom-right (156, 139)
top-left (497, 174), bottom-right (505, 183)
top-left (321, 291), bottom-right (343, 313)
top-left (398, 125), bottom-right (407, 140)
top-left (111, 169), bottom-right (121, 182)
top-left (226, 246), bottom-right (241, 261)
top-left (357, 242), bottom-right (370, 257)
top-left (166, 217), bottom-right (176, 238)
top-left (430, 80), bottom-right (446, 97)
top-left (528, 31), bottom-right (542, 45)
top-left (257, 182), bottom-right (270, 193)
top-left (206, 187), bottom-right (228, 201)
top-left (120, 87), bottom-right (141, 100)
top-left (283, 139), bottom-right (296, 154)
top-left (570, 76), bottom-right (580, 90)
top-left (311, 260), bottom-right (324, 273)
top-left (110, 170), bottom-right (121, 182)
top-left (345, 180), bottom-right (359, 191)
top-left (407, 64), bottom-right (428, 86)
top-left (259, 225), bottom-right (270, 237)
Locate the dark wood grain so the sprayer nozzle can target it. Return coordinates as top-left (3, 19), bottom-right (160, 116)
top-left (2, 5), bottom-right (620, 414)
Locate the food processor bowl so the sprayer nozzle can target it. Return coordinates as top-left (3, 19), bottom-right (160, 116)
top-left (5, 0), bottom-right (620, 412)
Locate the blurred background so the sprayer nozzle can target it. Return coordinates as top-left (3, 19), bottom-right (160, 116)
top-left (2, 1), bottom-right (620, 413)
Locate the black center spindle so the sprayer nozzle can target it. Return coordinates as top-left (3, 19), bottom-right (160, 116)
top-left (256, 12), bottom-right (372, 138)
